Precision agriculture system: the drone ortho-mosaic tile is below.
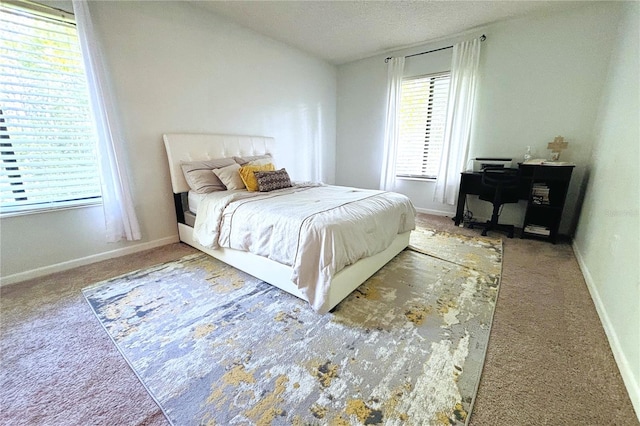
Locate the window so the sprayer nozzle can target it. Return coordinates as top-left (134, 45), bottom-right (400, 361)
top-left (0, 1), bottom-right (101, 215)
top-left (395, 72), bottom-right (450, 179)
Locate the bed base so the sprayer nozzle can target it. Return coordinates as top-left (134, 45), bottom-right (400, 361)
top-left (178, 222), bottom-right (410, 312)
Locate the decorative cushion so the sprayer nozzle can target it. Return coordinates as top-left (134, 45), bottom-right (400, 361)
top-left (212, 163), bottom-right (245, 190)
top-left (234, 154), bottom-right (273, 166)
top-left (180, 158), bottom-right (236, 193)
top-left (238, 163), bottom-right (276, 192)
top-left (254, 168), bottom-right (292, 192)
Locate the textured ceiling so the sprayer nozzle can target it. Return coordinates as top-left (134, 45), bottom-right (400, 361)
top-left (195, 1), bottom-right (588, 65)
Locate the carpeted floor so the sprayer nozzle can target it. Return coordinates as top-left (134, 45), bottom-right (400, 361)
top-left (1, 213), bottom-right (637, 425)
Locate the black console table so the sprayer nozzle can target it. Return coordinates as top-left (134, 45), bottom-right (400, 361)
top-left (453, 164), bottom-right (574, 242)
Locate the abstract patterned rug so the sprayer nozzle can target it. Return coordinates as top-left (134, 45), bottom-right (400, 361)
top-left (83, 228), bottom-right (502, 426)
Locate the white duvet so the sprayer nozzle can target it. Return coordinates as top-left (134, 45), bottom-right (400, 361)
top-left (193, 184), bottom-right (416, 313)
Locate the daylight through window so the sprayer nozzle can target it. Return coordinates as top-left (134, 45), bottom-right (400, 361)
top-left (0, 1), bottom-right (101, 215)
top-left (395, 72), bottom-right (451, 179)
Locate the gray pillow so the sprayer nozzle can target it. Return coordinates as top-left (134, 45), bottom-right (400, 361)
top-left (254, 168), bottom-right (292, 192)
top-left (212, 163), bottom-right (245, 190)
top-left (233, 154), bottom-right (273, 166)
top-left (181, 158), bottom-right (236, 193)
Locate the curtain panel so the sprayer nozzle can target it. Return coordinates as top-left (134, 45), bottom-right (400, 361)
top-left (433, 38), bottom-right (482, 205)
top-left (379, 57), bottom-right (405, 191)
top-left (73, 0), bottom-right (141, 242)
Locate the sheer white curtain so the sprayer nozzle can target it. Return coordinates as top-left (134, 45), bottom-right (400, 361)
top-left (73, 0), bottom-right (141, 242)
top-left (379, 57), bottom-right (405, 191)
top-left (433, 38), bottom-right (482, 205)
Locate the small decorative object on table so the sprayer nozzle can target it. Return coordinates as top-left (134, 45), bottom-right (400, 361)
top-left (547, 136), bottom-right (568, 161)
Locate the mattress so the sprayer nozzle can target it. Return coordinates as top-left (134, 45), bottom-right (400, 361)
top-left (187, 191), bottom-right (204, 214)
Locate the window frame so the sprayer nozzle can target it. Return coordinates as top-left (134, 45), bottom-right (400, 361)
top-left (0, 0), bottom-right (102, 218)
top-left (395, 71), bottom-right (451, 181)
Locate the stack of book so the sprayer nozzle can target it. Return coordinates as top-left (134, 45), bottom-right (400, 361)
top-left (524, 224), bottom-right (551, 236)
top-left (531, 183), bottom-right (550, 205)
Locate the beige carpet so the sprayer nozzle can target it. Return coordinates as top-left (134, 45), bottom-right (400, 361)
top-left (1, 213), bottom-right (637, 425)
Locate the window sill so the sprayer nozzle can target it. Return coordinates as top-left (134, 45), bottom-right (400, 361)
top-left (1, 199), bottom-right (102, 219)
top-left (395, 176), bottom-right (437, 183)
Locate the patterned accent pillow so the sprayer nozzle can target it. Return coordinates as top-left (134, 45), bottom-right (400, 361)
top-left (254, 169), bottom-right (292, 192)
top-left (181, 158), bottom-right (237, 193)
top-left (238, 163), bottom-right (275, 191)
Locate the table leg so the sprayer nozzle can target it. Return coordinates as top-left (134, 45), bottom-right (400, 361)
top-left (453, 189), bottom-right (466, 226)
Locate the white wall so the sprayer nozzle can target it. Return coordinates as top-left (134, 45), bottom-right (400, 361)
top-left (0, 1), bottom-right (336, 282)
top-left (336, 3), bottom-right (622, 231)
top-left (573, 2), bottom-right (640, 416)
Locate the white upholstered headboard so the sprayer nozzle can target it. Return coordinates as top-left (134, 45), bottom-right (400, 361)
top-left (163, 133), bottom-right (275, 194)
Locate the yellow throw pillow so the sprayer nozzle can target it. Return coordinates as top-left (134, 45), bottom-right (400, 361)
top-left (238, 163), bottom-right (275, 191)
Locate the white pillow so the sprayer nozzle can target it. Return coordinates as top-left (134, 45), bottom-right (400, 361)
top-left (234, 154), bottom-right (273, 166)
top-left (248, 158), bottom-right (274, 167)
top-left (212, 163), bottom-right (245, 190)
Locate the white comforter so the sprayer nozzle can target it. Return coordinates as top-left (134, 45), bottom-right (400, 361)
top-left (193, 184), bottom-right (415, 312)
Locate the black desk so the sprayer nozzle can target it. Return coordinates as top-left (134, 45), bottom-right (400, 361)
top-left (453, 164), bottom-right (574, 242)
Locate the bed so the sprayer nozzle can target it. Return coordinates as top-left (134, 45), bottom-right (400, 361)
top-left (163, 133), bottom-right (415, 313)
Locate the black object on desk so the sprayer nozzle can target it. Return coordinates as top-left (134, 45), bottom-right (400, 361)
top-left (453, 164), bottom-right (574, 243)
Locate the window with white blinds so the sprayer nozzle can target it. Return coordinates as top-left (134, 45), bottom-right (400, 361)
top-left (396, 72), bottom-right (451, 179)
top-left (0, 1), bottom-right (101, 215)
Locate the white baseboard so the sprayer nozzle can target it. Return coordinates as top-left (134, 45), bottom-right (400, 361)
top-left (572, 241), bottom-right (640, 421)
top-left (414, 207), bottom-right (456, 217)
top-left (0, 235), bottom-right (180, 287)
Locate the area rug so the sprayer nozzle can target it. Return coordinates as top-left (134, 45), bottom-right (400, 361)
top-left (82, 229), bottom-right (502, 426)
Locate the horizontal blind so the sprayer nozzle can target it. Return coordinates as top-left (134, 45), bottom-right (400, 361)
top-left (396, 72), bottom-right (450, 179)
top-left (0, 2), bottom-right (101, 214)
